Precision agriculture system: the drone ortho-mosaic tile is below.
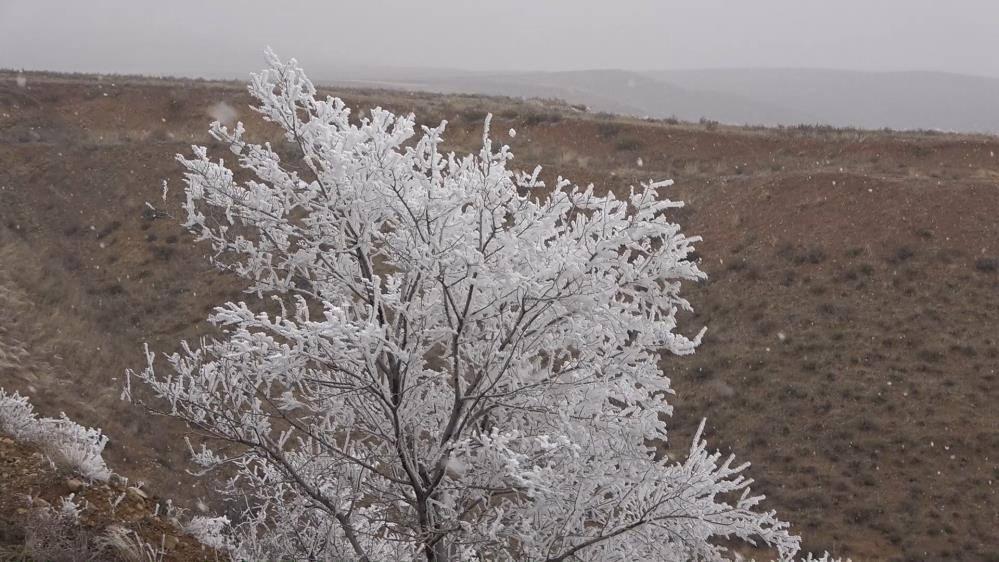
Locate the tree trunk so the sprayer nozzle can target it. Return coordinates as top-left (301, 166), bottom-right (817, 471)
top-left (418, 495), bottom-right (446, 561)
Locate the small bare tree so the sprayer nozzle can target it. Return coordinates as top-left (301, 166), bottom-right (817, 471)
top-left (125, 51), bottom-right (801, 561)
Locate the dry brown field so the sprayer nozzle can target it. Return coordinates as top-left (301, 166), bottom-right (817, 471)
top-left (1, 71), bottom-right (997, 560)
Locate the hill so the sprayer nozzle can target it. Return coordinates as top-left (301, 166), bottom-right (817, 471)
top-left (0, 70), bottom-right (997, 560)
top-left (0, 435), bottom-right (212, 560)
top-left (322, 67), bottom-right (803, 124)
top-left (651, 68), bottom-right (999, 132)
top-left (325, 66), bottom-right (999, 133)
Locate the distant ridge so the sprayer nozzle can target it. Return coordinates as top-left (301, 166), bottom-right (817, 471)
top-left (318, 66), bottom-right (999, 133)
top-left (650, 68), bottom-right (999, 132)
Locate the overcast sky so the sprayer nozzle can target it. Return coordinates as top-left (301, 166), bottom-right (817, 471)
top-left (2, 0), bottom-right (998, 78)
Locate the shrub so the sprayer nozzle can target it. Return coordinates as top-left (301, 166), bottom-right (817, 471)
top-left (890, 246), bottom-right (915, 263)
top-left (595, 122), bottom-right (621, 139)
top-left (458, 108), bottom-right (488, 122)
top-left (975, 257), bottom-right (998, 273)
top-left (523, 111), bottom-right (561, 126)
top-left (777, 243), bottom-right (826, 265)
top-left (0, 389), bottom-right (110, 481)
top-left (20, 497), bottom-right (98, 562)
top-left (614, 137), bottom-right (642, 151)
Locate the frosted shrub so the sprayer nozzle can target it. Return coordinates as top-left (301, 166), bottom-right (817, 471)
top-left (126, 51), bottom-right (805, 561)
top-left (0, 388), bottom-right (110, 481)
top-left (21, 495), bottom-right (92, 561)
top-left (184, 516), bottom-right (233, 551)
top-left (0, 388), bottom-right (37, 436)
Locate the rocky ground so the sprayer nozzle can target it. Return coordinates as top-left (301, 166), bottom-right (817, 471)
top-left (0, 435), bottom-right (216, 561)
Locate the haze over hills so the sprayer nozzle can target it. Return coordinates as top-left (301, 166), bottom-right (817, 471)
top-left (321, 66), bottom-right (999, 133)
top-left (651, 68), bottom-right (999, 132)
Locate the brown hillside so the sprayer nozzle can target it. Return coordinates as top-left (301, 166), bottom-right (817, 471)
top-left (1, 71), bottom-right (997, 561)
top-left (0, 437), bottom-right (215, 561)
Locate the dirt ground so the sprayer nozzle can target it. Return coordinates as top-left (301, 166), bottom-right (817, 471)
top-left (1, 70), bottom-right (997, 561)
top-left (0, 436), bottom-right (216, 560)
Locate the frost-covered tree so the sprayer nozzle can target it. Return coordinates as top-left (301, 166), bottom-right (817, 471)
top-left (125, 51), bottom-right (802, 561)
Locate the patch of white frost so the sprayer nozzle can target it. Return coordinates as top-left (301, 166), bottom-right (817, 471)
top-left (0, 388), bottom-right (111, 481)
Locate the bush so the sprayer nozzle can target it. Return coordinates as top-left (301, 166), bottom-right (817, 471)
top-left (17, 499), bottom-right (168, 562)
top-left (596, 122), bottom-right (621, 139)
top-left (0, 389), bottom-right (110, 481)
top-left (777, 243), bottom-right (826, 265)
top-left (614, 137), bottom-right (642, 151)
top-left (975, 257), bottom-right (998, 273)
top-left (889, 246), bottom-right (915, 263)
top-left (523, 111), bottom-right (561, 126)
top-left (20, 497), bottom-right (98, 562)
top-left (458, 108), bottom-right (488, 122)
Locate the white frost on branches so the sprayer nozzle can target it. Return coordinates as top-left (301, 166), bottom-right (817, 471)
top-left (184, 515), bottom-right (233, 551)
top-left (125, 50), bottom-right (803, 561)
top-left (0, 389), bottom-right (111, 481)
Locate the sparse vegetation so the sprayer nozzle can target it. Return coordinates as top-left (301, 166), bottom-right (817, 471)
top-left (595, 122), bottom-right (621, 138)
top-left (0, 402), bottom-right (215, 561)
top-left (523, 111), bottom-right (562, 126)
top-left (889, 246), bottom-right (915, 263)
top-left (2, 66), bottom-right (998, 560)
top-left (777, 243), bottom-right (826, 265)
top-left (614, 136), bottom-right (642, 151)
top-left (975, 257), bottom-right (998, 273)
top-left (0, 389), bottom-right (110, 482)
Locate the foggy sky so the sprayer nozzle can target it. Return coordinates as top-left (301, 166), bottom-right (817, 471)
top-left (2, 0), bottom-right (998, 78)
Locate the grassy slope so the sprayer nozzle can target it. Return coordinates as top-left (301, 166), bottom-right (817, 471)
top-left (1, 71), bottom-right (997, 561)
top-left (0, 437), bottom-right (214, 561)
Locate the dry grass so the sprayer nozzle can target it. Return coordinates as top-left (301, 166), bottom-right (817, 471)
top-left (0, 438), bottom-right (217, 561)
top-left (1, 70), bottom-right (998, 561)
